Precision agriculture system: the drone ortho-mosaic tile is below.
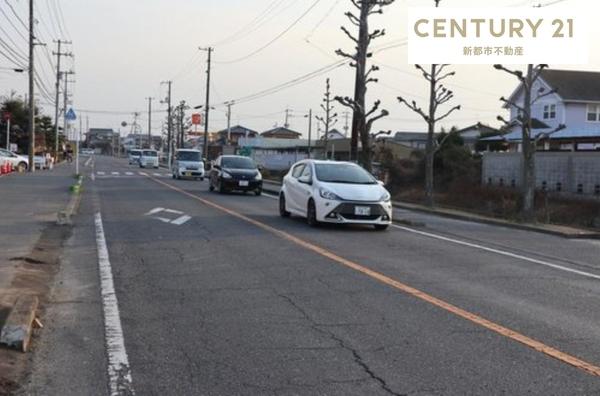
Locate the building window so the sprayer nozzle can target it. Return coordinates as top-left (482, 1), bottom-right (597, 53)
top-left (543, 104), bottom-right (556, 120)
top-left (587, 104), bottom-right (600, 122)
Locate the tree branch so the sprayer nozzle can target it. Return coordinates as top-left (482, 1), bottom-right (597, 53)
top-left (434, 105), bottom-right (461, 123)
top-left (398, 96), bottom-right (428, 122)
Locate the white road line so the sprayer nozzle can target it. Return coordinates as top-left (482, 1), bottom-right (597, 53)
top-left (84, 157), bottom-right (93, 167)
top-left (94, 213), bottom-right (135, 396)
top-left (125, 172), bottom-right (134, 176)
top-left (111, 172), bottom-right (120, 176)
top-left (138, 171), bottom-right (147, 176)
top-left (391, 224), bottom-right (600, 281)
top-left (145, 207), bottom-right (165, 215)
top-left (153, 173), bottom-right (161, 177)
top-left (97, 171), bottom-right (106, 176)
top-left (263, 193), bottom-right (278, 200)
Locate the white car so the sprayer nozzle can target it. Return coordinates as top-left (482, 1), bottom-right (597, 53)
top-left (172, 149), bottom-right (204, 180)
top-left (128, 149), bottom-right (142, 165)
top-left (279, 160), bottom-right (393, 230)
top-left (139, 150), bottom-right (159, 168)
top-left (0, 148), bottom-right (29, 172)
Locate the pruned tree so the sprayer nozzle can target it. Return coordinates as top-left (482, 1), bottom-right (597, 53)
top-left (315, 78), bottom-right (338, 159)
top-left (397, 63), bottom-right (461, 207)
top-left (334, 0), bottom-right (393, 171)
top-left (494, 64), bottom-right (566, 221)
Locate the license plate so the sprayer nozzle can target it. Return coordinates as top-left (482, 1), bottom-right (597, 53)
top-left (185, 172), bottom-right (192, 176)
top-left (354, 206), bottom-right (371, 216)
top-left (239, 180), bottom-right (249, 187)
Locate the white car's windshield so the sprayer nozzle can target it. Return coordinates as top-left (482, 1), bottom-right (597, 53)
top-left (130, 151), bottom-right (141, 156)
top-left (178, 151), bottom-right (201, 162)
top-left (142, 151), bottom-right (157, 157)
top-left (315, 163), bottom-right (377, 185)
top-left (222, 157), bottom-right (255, 170)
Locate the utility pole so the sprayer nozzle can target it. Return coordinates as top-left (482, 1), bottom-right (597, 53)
top-left (306, 109), bottom-right (312, 159)
top-left (161, 81), bottom-right (173, 166)
top-left (146, 97), bottom-right (154, 149)
top-left (52, 40), bottom-right (72, 161)
top-left (62, 70), bottom-right (75, 143)
top-left (225, 101), bottom-right (233, 144)
top-left (200, 47), bottom-right (213, 161)
top-left (5, 116), bottom-right (10, 150)
top-left (284, 108), bottom-right (292, 129)
top-left (178, 101), bottom-right (186, 148)
top-left (27, 0), bottom-right (35, 172)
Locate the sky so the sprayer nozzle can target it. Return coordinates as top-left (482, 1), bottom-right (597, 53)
top-left (1, 0), bottom-right (598, 139)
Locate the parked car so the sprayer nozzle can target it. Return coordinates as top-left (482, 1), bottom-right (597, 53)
top-left (128, 149), bottom-right (142, 165)
top-left (0, 148), bottom-right (29, 172)
top-left (34, 155), bottom-right (49, 170)
top-left (279, 160), bottom-right (392, 230)
top-left (139, 150), bottom-right (159, 169)
top-left (172, 149), bottom-right (204, 180)
top-left (208, 155), bottom-right (262, 195)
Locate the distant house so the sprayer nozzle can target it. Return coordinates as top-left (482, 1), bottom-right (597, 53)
top-left (216, 125), bottom-right (258, 145)
top-left (484, 69), bottom-right (600, 152)
top-left (455, 123), bottom-right (502, 152)
top-left (321, 129), bottom-right (346, 141)
top-left (393, 132), bottom-right (438, 150)
top-left (87, 128), bottom-right (118, 154)
top-left (261, 127), bottom-right (302, 139)
top-left (238, 137), bottom-right (323, 170)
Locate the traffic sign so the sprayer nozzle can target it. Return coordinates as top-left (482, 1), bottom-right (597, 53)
top-left (191, 113), bottom-right (202, 125)
top-left (65, 108), bottom-right (77, 121)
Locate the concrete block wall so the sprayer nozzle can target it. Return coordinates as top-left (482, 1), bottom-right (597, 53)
top-left (482, 152), bottom-right (600, 197)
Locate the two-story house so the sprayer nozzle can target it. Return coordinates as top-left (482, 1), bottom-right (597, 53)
top-left (485, 69), bottom-right (600, 152)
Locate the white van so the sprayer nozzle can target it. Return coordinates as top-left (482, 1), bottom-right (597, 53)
top-left (139, 150), bottom-right (159, 169)
top-left (172, 149), bottom-right (204, 180)
top-left (128, 149), bottom-right (142, 165)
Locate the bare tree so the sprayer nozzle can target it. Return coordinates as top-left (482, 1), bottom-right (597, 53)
top-left (494, 64), bottom-right (565, 221)
top-left (334, 0), bottom-right (393, 171)
top-left (316, 78), bottom-right (338, 159)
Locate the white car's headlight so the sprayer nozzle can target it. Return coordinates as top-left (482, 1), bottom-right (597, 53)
top-left (380, 191), bottom-right (391, 202)
top-left (319, 187), bottom-right (340, 201)
top-left (222, 171), bottom-right (232, 179)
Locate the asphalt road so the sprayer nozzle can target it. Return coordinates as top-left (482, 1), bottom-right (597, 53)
top-left (21, 155), bottom-right (600, 395)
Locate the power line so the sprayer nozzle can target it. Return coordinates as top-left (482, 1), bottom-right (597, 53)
top-left (211, 0), bottom-right (288, 46)
top-left (215, 0), bottom-right (322, 64)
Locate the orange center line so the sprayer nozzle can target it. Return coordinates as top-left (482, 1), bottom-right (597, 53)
top-left (147, 175), bottom-right (600, 378)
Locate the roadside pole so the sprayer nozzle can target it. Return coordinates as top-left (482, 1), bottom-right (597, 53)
top-left (200, 47), bottom-right (213, 161)
top-left (27, 0), bottom-right (35, 172)
top-left (5, 117), bottom-right (10, 149)
top-left (76, 115), bottom-right (81, 176)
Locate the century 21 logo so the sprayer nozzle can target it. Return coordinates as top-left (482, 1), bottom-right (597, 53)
top-left (413, 18), bottom-right (575, 39)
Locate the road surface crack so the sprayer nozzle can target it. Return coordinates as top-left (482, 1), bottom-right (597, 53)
top-left (276, 293), bottom-right (404, 396)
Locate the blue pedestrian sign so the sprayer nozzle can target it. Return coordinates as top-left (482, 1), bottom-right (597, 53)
top-left (65, 108), bottom-right (77, 121)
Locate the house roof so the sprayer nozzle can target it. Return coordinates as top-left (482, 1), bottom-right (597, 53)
top-left (456, 123), bottom-right (501, 136)
top-left (261, 127), bottom-right (302, 137)
top-left (217, 125), bottom-right (258, 136)
top-left (393, 132), bottom-right (437, 142)
top-left (539, 69), bottom-right (600, 102)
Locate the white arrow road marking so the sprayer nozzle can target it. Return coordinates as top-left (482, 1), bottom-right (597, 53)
top-left (94, 213), bottom-right (135, 396)
top-left (171, 215), bottom-right (192, 225)
top-left (144, 207), bottom-right (191, 226)
top-left (145, 207), bottom-right (165, 216)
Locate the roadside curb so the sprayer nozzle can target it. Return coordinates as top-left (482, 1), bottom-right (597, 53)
top-left (391, 201), bottom-right (600, 240)
top-left (263, 180), bottom-right (600, 238)
top-left (0, 295), bottom-right (38, 352)
top-left (58, 175), bottom-right (83, 226)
